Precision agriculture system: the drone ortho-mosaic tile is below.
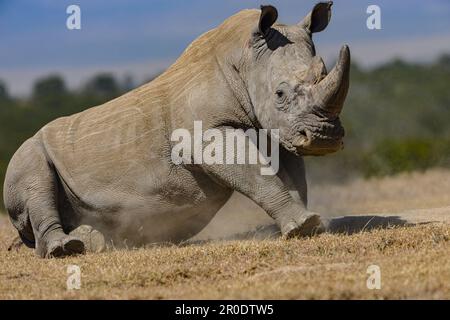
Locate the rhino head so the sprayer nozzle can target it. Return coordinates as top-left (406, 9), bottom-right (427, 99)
top-left (246, 2), bottom-right (350, 156)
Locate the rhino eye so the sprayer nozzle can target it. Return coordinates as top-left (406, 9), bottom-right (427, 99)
top-left (275, 90), bottom-right (286, 103)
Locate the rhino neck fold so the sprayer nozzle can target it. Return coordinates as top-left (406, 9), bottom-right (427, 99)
top-left (215, 56), bottom-right (261, 130)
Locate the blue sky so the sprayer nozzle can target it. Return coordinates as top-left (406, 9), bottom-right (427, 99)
top-left (1, 0), bottom-right (450, 95)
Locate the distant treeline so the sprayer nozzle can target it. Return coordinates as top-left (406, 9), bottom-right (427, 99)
top-left (1, 56), bottom-right (450, 208)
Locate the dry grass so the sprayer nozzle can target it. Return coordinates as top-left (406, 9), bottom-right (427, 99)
top-left (1, 169), bottom-right (450, 300)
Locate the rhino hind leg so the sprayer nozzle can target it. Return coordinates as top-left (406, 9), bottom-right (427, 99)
top-left (43, 235), bottom-right (85, 258)
top-left (4, 138), bottom-right (85, 258)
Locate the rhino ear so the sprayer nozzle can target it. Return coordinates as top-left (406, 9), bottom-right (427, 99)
top-left (299, 1), bottom-right (333, 34)
top-left (257, 5), bottom-right (278, 36)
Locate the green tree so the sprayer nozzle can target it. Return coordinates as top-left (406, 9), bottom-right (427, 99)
top-left (32, 75), bottom-right (68, 109)
top-left (437, 54), bottom-right (450, 70)
top-left (0, 80), bottom-right (8, 100)
top-left (84, 73), bottom-right (120, 99)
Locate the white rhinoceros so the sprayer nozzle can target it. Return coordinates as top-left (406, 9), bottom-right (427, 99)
top-left (4, 2), bottom-right (351, 258)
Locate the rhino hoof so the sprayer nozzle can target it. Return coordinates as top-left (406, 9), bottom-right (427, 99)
top-left (70, 225), bottom-right (106, 253)
top-left (282, 213), bottom-right (324, 239)
top-left (46, 237), bottom-right (85, 259)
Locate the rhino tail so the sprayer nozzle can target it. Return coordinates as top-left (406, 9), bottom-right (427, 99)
top-left (7, 235), bottom-right (24, 251)
top-left (7, 226), bottom-right (38, 251)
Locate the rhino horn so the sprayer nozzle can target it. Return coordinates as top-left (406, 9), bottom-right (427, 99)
top-left (311, 45), bottom-right (350, 116)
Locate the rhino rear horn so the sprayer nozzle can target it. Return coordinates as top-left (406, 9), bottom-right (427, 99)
top-left (299, 1), bottom-right (333, 34)
top-left (258, 5), bottom-right (278, 36)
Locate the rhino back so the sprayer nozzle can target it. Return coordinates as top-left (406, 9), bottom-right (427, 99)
top-left (39, 87), bottom-right (173, 204)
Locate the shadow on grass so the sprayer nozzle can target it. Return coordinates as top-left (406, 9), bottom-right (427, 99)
top-left (324, 215), bottom-right (415, 235)
top-left (190, 215), bottom-right (434, 243)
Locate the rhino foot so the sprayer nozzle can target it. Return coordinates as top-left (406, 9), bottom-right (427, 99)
top-left (38, 234), bottom-right (85, 259)
top-left (281, 212), bottom-right (325, 239)
top-left (69, 225), bottom-right (106, 253)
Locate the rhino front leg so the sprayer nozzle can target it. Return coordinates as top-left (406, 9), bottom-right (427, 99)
top-left (200, 128), bottom-right (322, 238)
top-left (277, 148), bottom-right (326, 235)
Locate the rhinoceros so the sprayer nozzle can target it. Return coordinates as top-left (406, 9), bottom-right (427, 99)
top-left (4, 2), bottom-right (350, 258)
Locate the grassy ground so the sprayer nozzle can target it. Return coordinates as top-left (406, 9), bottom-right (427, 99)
top-left (1, 169), bottom-right (450, 299)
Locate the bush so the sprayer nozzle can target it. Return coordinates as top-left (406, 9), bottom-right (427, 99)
top-left (361, 138), bottom-right (450, 177)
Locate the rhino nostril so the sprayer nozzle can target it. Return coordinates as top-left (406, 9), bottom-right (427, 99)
top-left (299, 129), bottom-right (307, 138)
top-left (293, 129), bottom-right (311, 147)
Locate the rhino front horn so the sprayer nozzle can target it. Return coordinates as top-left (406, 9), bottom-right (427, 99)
top-left (311, 45), bottom-right (350, 116)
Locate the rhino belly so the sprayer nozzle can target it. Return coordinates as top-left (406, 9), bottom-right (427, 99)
top-left (59, 173), bottom-right (233, 246)
top-left (80, 193), bottom-right (231, 245)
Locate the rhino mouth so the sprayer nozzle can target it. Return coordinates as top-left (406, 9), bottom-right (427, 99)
top-left (292, 118), bottom-right (345, 156)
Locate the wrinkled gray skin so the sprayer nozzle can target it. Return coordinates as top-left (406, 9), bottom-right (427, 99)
top-left (3, 2), bottom-right (350, 258)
